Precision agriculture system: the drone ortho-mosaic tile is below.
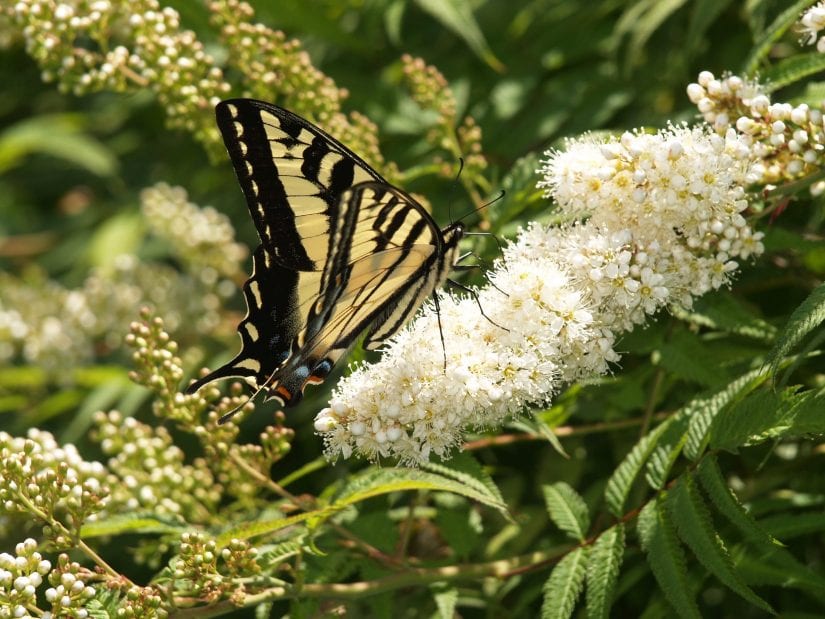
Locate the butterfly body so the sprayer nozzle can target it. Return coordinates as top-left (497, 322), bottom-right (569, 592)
top-left (187, 99), bottom-right (464, 408)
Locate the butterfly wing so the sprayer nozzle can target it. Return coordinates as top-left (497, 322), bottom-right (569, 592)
top-left (265, 182), bottom-right (456, 405)
top-left (215, 98), bottom-right (384, 271)
top-left (187, 100), bottom-right (462, 407)
top-left (187, 99), bottom-right (384, 395)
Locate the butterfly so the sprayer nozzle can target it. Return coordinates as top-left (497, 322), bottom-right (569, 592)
top-left (186, 99), bottom-right (465, 416)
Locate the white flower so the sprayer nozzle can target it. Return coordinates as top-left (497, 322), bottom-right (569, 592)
top-left (315, 124), bottom-right (762, 464)
top-left (800, 3), bottom-right (825, 45)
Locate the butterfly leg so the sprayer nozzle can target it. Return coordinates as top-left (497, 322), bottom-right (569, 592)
top-left (462, 230), bottom-right (507, 264)
top-left (446, 279), bottom-right (509, 332)
top-left (432, 291), bottom-right (448, 371)
top-left (452, 260), bottom-right (509, 297)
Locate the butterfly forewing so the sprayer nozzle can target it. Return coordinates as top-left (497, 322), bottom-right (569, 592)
top-left (216, 100), bottom-right (381, 271)
top-left (187, 99), bottom-right (464, 411)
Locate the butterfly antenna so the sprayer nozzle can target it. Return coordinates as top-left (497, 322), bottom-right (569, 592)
top-left (454, 189), bottom-right (506, 224)
top-left (447, 157), bottom-right (466, 225)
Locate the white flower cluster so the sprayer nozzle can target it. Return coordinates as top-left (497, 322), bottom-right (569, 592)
top-left (800, 2), bottom-right (825, 51)
top-left (314, 124), bottom-right (763, 465)
top-left (687, 71), bottom-right (825, 189)
top-left (0, 538), bottom-right (53, 619)
top-left (0, 429), bottom-right (108, 519)
top-left (141, 183), bottom-right (248, 283)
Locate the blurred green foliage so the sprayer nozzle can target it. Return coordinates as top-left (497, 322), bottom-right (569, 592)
top-left (1, 0), bottom-right (825, 617)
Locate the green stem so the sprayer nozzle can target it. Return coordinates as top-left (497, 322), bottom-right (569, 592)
top-left (14, 491), bottom-right (130, 584)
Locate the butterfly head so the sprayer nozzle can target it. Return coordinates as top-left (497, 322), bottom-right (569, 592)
top-left (441, 221), bottom-right (465, 266)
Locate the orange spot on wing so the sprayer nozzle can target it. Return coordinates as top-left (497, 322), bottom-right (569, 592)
top-left (275, 385), bottom-right (293, 401)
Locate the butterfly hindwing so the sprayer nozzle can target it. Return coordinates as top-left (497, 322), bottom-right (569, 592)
top-left (188, 99), bottom-right (465, 410)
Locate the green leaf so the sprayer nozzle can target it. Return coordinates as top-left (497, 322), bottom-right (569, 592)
top-left (542, 482), bottom-right (590, 542)
top-left (509, 415), bottom-right (569, 458)
top-left (0, 114), bottom-right (117, 176)
top-left (637, 497), bottom-right (700, 619)
top-left (686, 0), bottom-right (734, 52)
top-left (710, 388), bottom-right (805, 451)
top-left (735, 546), bottom-right (825, 601)
top-left (762, 53), bottom-right (825, 92)
top-left (683, 368), bottom-right (768, 460)
top-left (667, 476), bottom-right (774, 613)
top-left (696, 456), bottom-right (782, 549)
top-left (766, 282), bottom-right (825, 381)
top-left (436, 505), bottom-right (481, 557)
top-left (87, 212), bottom-right (145, 269)
top-left (80, 513), bottom-right (186, 538)
top-left (541, 547), bottom-right (587, 619)
top-left (672, 292), bottom-right (776, 342)
top-left (420, 452), bottom-right (507, 513)
top-left (605, 419), bottom-right (673, 517)
top-left (614, 0), bottom-right (689, 68)
top-left (276, 456), bottom-right (328, 488)
top-left (644, 415), bottom-right (690, 490)
top-left (330, 467), bottom-right (509, 516)
top-left (383, 0), bottom-right (406, 46)
top-left (412, 0), bottom-right (505, 72)
top-left (761, 511), bottom-right (825, 540)
top-left (256, 538), bottom-right (304, 570)
top-left (784, 389), bottom-right (825, 438)
top-left (658, 329), bottom-right (727, 387)
top-left (585, 524), bottom-right (626, 619)
top-left (742, 0), bottom-right (820, 74)
top-left (215, 512), bottom-right (316, 547)
top-left (492, 152), bottom-right (546, 226)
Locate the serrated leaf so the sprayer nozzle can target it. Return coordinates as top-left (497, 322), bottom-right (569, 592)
top-left (509, 415), bottom-right (569, 458)
top-left (742, 0), bottom-right (820, 74)
top-left (541, 547), bottom-right (587, 619)
top-left (683, 368), bottom-right (768, 460)
top-left (331, 467), bottom-right (508, 517)
top-left (784, 389), bottom-right (825, 438)
top-left (710, 388), bottom-right (805, 451)
top-left (543, 482), bottom-right (590, 542)
top-left (763, 52), bottom-right (825, 92)
top-left (80, 513), bottom-right (186, 538)
top-left (421, 451), bottom-right (506, 510)
top-left (585, 524), bottom-right (625, 619)
top-left (605, 419), bottom-right (673, 517)
top-left (766, 282), bottom-right (825, 381)
top-left (256, 538), bottom-right (305, 569)
top-left (215, 512), bottom-right (316, 547)
top-left (413, 0), bottom-right (504, 72)
top-left (637, 498), bottom-right (701, 619)
top-left (644, 415), bottom-right (690, 489)
top-left (667, 476), bottom-right (774, 613)
top-left (735, 546), bottom-right (825, 601)
top-left (696, 456), bottom-right (783, 549)
top-left (673, 292), bottom-right (776, 342)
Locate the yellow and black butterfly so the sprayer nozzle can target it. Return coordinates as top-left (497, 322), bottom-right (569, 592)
top-left (186, 99), bottom-right (465, 415)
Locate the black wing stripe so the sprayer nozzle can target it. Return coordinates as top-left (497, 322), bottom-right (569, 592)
top-left (194, 100), bottom-right (462, 409)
